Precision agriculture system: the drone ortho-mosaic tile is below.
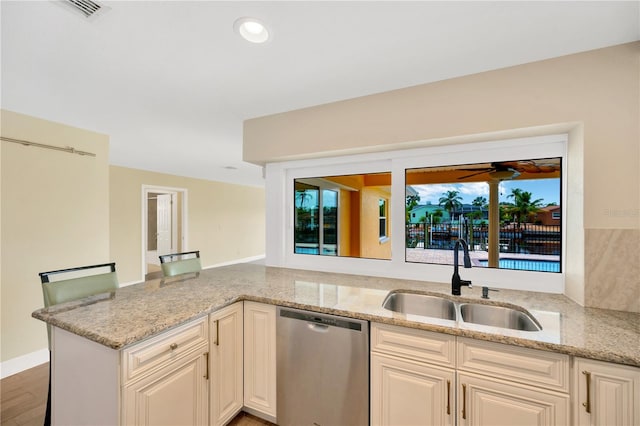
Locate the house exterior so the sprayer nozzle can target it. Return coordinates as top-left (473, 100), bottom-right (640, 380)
top-left (536, 205), bottom-right (561, 226)
top-left (294, 173), bottom-right (392, 259)
top-left (407, 203), bottom-right (445, 223)
top-left (408, 203), bottom-right (488, 224)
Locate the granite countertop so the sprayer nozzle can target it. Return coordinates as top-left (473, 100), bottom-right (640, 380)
top-left (32, 264), bottom-right (640, 367)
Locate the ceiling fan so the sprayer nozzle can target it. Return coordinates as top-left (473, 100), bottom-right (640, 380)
top-left (457, 159), bottom-right (560, 180)
top-left (458, 162), bottom-right (519, 180)
top-left (458, 158), bottom-right (560, 180)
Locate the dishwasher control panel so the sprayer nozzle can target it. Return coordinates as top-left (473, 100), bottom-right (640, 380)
top-left (279, 308), bottom-right (363, 330)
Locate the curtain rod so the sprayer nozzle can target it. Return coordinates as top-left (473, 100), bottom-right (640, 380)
top-left (0, 136), bottom-right (96, 157)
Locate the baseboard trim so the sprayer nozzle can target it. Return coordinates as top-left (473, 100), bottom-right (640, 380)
top-left (242, 407), bottom-right (276, 424)
top-left (204, 254), bottom-right (265, 270)
top-left (1, 348), bottom-right (49, 379)
top-left (130, 254), bottom-right (266, 286)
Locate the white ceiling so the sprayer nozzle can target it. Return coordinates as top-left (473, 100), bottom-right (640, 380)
top-left (2, 1), bottom-right (639, 187)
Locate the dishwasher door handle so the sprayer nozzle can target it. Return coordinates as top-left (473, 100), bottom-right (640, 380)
top-left (307, 322), bottom-right (330, 333)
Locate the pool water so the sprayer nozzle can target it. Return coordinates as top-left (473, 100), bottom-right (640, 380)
top-left (295, 246), bottom-right (337, 255)
top-left (478, 258), bottom-right (560, 273)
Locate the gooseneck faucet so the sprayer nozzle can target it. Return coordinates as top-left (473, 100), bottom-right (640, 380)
top-left (452, 238), bottom-right (472, 296)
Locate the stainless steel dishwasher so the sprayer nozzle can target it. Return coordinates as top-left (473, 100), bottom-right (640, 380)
top-left (276, 306), bottom-right (369, 426)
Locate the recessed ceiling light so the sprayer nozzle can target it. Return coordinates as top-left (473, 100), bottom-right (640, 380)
top-left (234, 17), bottom-right (270, 44)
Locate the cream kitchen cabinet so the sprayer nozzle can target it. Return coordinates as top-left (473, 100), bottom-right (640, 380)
top-left (371, 353), bottom-right (454, 426)
top-left (457, 371), bottom-right (569, 426)
top-left (243, 301), bottom-right (277, 422)
top-left (456, 337), bottom-right (570, 426)
top-left (573, 357), bottom-right (640, 426)
top-left (209, 302), bottom-right (244, 426)
top-left (51, 316), bottom-right (210, 426)
top-left (370, 323), bottom-right (456, 426)
top-left (122, 354), bottom-right (209, 425)
top-left (371, 325), bottom-right (571, 426)
top-left (122, 316), bottom-right (210, 426)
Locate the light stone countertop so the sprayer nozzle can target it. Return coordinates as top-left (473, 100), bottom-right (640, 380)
top-left (32, 264), bottom-right (640, 367)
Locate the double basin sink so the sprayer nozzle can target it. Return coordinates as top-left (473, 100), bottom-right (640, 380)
top-left (382, 290), bottom-right (542, 332)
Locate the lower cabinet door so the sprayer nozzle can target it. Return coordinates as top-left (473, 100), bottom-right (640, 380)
top-left (574, 357), bottom-right (640, 426)
top-left (457, 372), bottom-right (569, 426)
top-left (243, 301), bottom-right (277, 419)
top-left (210, 302), bottom-right (244, 426)
top-left (371, 352), bottom-right (454, 426)
top-left (123, 351), bottom-right (209, 426)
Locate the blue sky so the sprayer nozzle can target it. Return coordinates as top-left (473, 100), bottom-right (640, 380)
top-left (411, 178), bottom-right (560, 206)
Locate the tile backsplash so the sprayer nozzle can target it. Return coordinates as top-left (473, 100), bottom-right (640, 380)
top-left (585, 228), bottom-right (640, 313)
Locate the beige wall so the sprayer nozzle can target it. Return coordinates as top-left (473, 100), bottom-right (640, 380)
top-left (1, 110), bottom-right (110, 363)
top-left (110, 166), bottom-right (265, 284)
top-left (1, 111), bottom-right (266, 367)
top-left (245, 42), bottom-right (640, 312)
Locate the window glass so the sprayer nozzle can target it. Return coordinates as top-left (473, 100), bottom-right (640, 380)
top-left (379, 199), bottom-right (387, 239)
top-left (294, 173), bottom-right (391, 260)
top-left (322, 189), bottom-right (338, 255)
top-left (405, 158), bottom-right (561, 273)
top-left (294, 182), bottom-right (320, 254)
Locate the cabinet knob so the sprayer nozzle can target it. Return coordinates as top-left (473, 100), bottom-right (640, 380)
top-left (170, 343), bottom-right (178, 350)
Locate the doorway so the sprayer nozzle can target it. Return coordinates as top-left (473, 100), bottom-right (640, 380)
top-left (142, 186), bottom-right (188, 280)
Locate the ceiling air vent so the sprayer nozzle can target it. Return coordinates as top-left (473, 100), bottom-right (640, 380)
top-left (62, 0), bottom-right (107, 19)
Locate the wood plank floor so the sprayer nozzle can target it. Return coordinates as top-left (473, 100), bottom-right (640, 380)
top-left (1, 363), bottom-right (273, 426)
top-left (1, 363), bottom-right (48, 426)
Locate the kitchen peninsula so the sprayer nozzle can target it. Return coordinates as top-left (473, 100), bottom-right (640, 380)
top-left (33, 263), bottom-right (640, 425)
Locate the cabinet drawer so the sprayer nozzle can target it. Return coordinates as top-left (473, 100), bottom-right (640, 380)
top-left (457, 337), bottom-right (569, 392)
top-left (371, 323), bottom-right (455, 367)
top-left (123, 317), bottom-right (208, 383)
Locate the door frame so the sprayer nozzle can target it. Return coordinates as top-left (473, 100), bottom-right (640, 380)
top-left (141, 185), bottom-right (188, 281)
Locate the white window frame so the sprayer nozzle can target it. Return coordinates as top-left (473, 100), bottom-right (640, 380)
top-left (379, 198), bottom-right (388, 241)
top-left (265, 134), bottom-right (568, 294)
top-left (294, 181), bottom-right (339, 256)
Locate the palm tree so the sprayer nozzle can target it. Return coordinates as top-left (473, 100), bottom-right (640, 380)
top-left (507, 188), bottom-right (544, 224)
top-left (432, 209), bottom-right (444, 224)
top-left (439, 190), bottom-right (463, 222)
top-left (296, 190), bottom-right (311, 209)
top-left (472, 196), bottom-right (487, 211)
top-left (406, 194), bottom-right (420, 209)
top-left (406, 194), bottom-right (420, 221)
top-left (469, 196), bottom-right (487, 224)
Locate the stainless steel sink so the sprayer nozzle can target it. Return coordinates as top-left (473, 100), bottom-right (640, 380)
top-left (382, 291), bottom-right (456, 320)
top-left (459, 303), bottom-right (542, 331)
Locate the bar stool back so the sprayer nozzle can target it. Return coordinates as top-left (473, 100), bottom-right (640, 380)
top-left (38, 262), bottom-right (119, 426)
top-left (159, 251), bottom-right (201, 277)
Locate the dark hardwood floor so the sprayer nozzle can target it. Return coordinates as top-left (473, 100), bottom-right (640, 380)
top-left (1, 363), bottom-right (273, 426)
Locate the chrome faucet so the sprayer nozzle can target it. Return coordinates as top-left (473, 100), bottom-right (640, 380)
top-left (452, 239), bottom-right (472, 296)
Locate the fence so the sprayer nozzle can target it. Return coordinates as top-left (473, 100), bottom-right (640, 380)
top-left (406, 222), bottom-right (561, 256)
